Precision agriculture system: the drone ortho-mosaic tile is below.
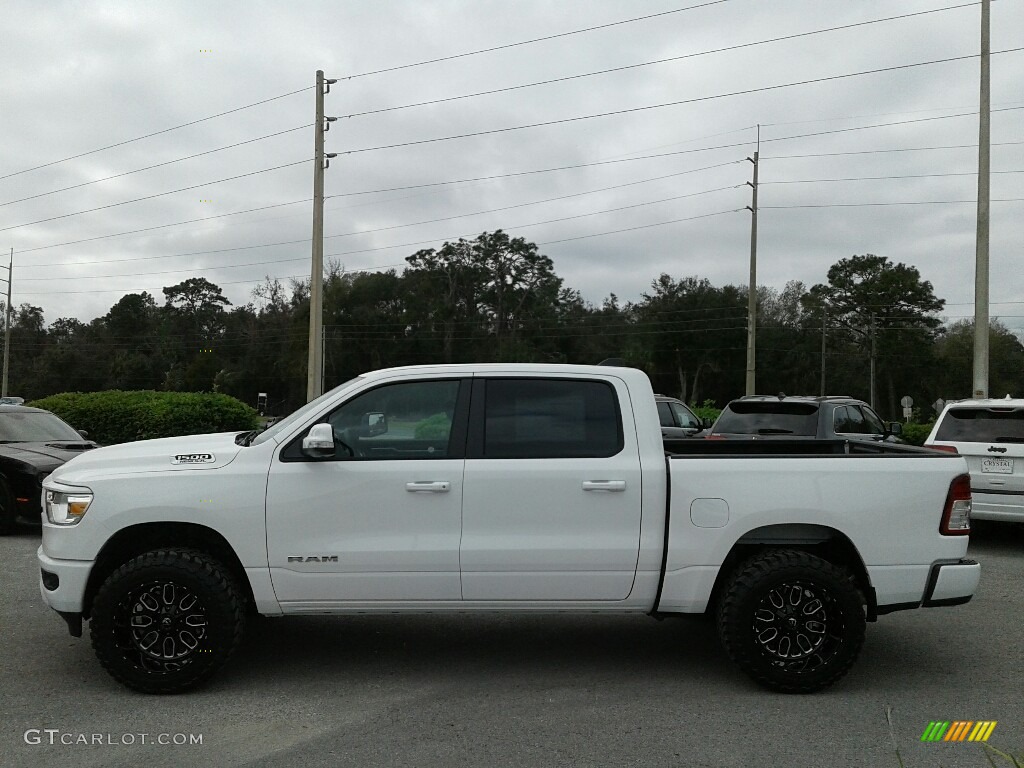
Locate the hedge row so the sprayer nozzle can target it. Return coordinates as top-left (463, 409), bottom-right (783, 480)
top-left (29, 391), bottom-right (260, 445)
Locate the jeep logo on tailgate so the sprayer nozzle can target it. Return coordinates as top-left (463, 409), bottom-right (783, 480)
top-left (170, 453), bottom-right (216, 465)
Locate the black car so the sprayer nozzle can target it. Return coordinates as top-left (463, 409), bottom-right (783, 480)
top-left (708, 395), bottom-right (903, 442)
top-left (0, 405), bottom-right (97, 534)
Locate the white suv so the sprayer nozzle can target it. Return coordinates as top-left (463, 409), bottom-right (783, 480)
top-left (926, 397), bottom-right (1024, 523)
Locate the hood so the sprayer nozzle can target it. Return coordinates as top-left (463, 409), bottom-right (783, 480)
top-left (47, 431), bottom-right (244, 486)
top-left (0, 441), bottom-right (97, 468)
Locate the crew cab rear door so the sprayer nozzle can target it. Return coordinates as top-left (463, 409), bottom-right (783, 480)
top-left (460, 375), bottom-right (642, 601)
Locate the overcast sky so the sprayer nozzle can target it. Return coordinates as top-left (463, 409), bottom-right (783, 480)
top-left (3, 0), bottom-right (1022, 334)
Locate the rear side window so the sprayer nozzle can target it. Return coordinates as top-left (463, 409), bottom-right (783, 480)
top-left (483, 379), bottom-right (623, 458)
top-left (714, 402), bottom-right (818, 436)
top-left (935, 408), bottom-right (1024, 443)
top-left (657, 401), bottom-right (674, 427)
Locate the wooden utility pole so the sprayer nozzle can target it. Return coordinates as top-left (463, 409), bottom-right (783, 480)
top-left (306, 70), bottom-right (337, 402)
top-left (972, 0), bottom-right (991, 398)
top-left (820, 306), bottom-right (827, 396)
top-left (1, 249), bottom-right (11, 398)
top-left (744, 126), bottom-right (760, 396)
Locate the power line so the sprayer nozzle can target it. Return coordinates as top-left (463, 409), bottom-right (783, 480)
top-left (0, 86), bottom-right (311, 182)
top-left (0, 159), bottom-right (311, 233)
top-left (339, 0), bottom-right (732, 80)
top-left (763, 139), bottom-right (1024, 159)
top-left (340, 2), bottom-right (985, 120)
top-left (15, 199), bottom-right (313, 259)
top-left (16, 209), bottom-right (742, 296)
top-left (760, 107), bottom-right (1024, 145)
top-left (762, 198), bottom-right (1024, 209)
top-left (334, 49), bottom-right (1024, 156)
top-left (762, 170), bottom-right (1024, 184)
top-left (22, 183), bottom-right (742, 281)
top-left (23, 159), bottom-right (741, 266)
top-left (0, 124), bottom-right (313, 208)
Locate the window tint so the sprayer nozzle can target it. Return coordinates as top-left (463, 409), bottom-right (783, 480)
top-left (835, 406), bottom-right (867, 434)
top-left (935, 407), bottom-right (1024, 443)
top-left (714, 401), bottom-right (818, 436)
top-left (322, 379), bottom-right (461, 459)
top-left (483, 379), bottom-right (622, 459)
top-left (861, 407), bottom-right (887, 435)
top-left (656, 401), bottom-right (674, 427)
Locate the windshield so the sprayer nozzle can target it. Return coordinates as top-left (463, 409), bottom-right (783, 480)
top-left (714, 401), bottom-right (818, 436)
top-left (249, 377), bottom-right (363, 446)
top-left (935, 407), bottom-right (1024, 443)
top-left (0, 410), bottom-right (82, 442)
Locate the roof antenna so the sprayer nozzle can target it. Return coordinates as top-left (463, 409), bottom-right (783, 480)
top-left (777, 392), bottom-right (786, 400)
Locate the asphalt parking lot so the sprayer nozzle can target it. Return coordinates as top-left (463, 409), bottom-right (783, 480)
top-left (2, 524), bottom-right (1022, 768)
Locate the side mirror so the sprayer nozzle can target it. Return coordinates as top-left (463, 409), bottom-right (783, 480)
top-left (302, 423), bottom-right (335, 457)
top-left (362, 411), bottom-right (387, 437)
top-left (77, 429), bottom-right (89, 439)
top-left (888, 422), bottom-right (903, 436)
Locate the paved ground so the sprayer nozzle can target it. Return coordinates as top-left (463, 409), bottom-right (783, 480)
top-left (2, 523), bottom-right (1022, 768)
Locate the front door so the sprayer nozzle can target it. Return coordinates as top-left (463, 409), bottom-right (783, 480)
top-left (266, 378), bottom-right (469, 608)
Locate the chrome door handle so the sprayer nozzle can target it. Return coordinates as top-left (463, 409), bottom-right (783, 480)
top-left (582, 480), bottom-right (626, 492)
top-left (405, 481), bottom-right (451, 493)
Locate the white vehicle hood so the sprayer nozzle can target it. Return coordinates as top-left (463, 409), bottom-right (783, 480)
top-left (45, 431), bottom-right (245, 486)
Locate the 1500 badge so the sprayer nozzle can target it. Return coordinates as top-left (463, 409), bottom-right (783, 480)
top-left (170, 453), bottom-right (216, 465)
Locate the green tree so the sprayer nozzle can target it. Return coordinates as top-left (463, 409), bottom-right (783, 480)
top-left (803, 254), bottom-right (943, 417)
top-left (934, 319), bottom-right (1024, 401)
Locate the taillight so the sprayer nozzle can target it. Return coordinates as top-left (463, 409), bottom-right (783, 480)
top-left (940, 474), bottom-right (972, 535)
top-left (926, 443), bottom-right (959, 454)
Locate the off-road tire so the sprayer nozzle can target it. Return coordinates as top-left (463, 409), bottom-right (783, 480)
top-left (90, 549), bottom-right (244, 694)
top-left (717, 549), bottom-right (865, 694)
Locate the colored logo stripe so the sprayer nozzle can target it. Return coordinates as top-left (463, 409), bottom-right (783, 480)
top-left (921, 721), bottom-right (996, 742)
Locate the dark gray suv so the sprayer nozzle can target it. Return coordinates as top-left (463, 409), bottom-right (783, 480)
top-left (708, 395), bottom-right (903, 442)
top-left (655, 395), bottom-right (710, 439)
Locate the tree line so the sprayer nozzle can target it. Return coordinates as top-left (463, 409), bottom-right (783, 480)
top-left (8, 230), bottom-right (1024, 420)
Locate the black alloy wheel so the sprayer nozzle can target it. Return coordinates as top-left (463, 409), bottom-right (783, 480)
top-left (717, 549), bottom-right (865, 694)
top-left (91, 549), bottom-right (244, 694)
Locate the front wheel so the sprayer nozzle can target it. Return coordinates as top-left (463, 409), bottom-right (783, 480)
top-left (716, 550), bottom-right (865, 694)
top-left (90, 549), bottom-right (244, 694)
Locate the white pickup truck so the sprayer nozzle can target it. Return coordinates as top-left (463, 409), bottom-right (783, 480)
top-left (38, 364), bottom-right (980, 694)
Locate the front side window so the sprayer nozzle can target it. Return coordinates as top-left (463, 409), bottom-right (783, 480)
top-left (670, 401), bottom-right (701, 430)
top-left (482, 379), bottom-right (622, 459)
top-left (860, 407), bottom-right (887, 435)
top-left (289, 379), bottom-right (462, 460)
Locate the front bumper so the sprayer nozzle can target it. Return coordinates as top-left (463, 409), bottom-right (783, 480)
top-left (37, 546), bottom-right (93, 615)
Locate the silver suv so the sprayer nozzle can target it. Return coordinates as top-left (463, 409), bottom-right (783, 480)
top-left (926, 397), bottom-right (1024, 523)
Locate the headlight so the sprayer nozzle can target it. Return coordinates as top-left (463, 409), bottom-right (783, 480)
top-left (44, 489), bottom-right (93, 526)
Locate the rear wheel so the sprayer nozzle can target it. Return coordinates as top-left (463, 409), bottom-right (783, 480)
top-left (717, 549), bottom-right (865, 694)
top-left (90, 549), bottom-right (244, 694)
